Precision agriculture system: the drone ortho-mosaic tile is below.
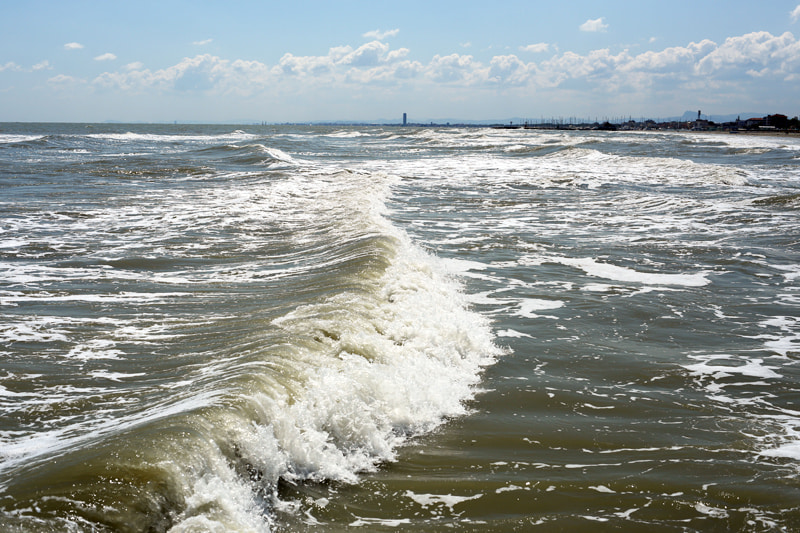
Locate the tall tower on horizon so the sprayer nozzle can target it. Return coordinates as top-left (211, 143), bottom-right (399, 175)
top-left (403, 113), bottom-right (407, 126)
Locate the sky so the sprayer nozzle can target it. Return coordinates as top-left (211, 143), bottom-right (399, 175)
top-left (1, 0), bottom-right (800, 123)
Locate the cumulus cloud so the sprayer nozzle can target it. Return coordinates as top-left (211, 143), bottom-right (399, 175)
top-left (64, 42), bottom-right (84, 50)
top-left (362, 29), bottom-right (399, 40)
top-left (488, 54), bottom-right (531, 84)
top-left (695, 31), bottom-right (800, 79)
top-left (623, 40), bottom-right (715, 72)
top-left (32, 60), bottom-right (51, 71)
top-left (87, 30), bottom-right (800, 102)
top-left (792, 5), bottom-right (800, 22)
top-left (520, 43), bottom-right (550, 53)
top-left (193, 38), bottom-right (213, 46)
top-left (276, 40), bottom-right (410, 81)
top-left (94, 53), bottom-right (117, 61)
top-left (580, 18), bottom-right (608, 32)
top-left (94, 54), bottom-right (274, 95)
top-left (427, 53), bottom-right (484, 83)
top-left (342, 41), bottom-right (391, 67)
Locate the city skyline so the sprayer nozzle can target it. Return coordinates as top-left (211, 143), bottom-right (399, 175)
top-left (1, 1), bottom-right (800, 123)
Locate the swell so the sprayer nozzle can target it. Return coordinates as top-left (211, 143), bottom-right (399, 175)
top-left (752, 192), bottom-right (800, 209)
top-left (193, 143), bottom-right (298, 167)
top-left (0, 168), bottom-right (500, 532)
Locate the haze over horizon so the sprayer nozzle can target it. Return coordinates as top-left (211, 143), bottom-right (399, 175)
top-left (2, 1), bottom-right (800, 123)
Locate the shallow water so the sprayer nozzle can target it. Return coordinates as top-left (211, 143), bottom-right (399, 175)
top-left (1, 124), bottom-right (799, 531)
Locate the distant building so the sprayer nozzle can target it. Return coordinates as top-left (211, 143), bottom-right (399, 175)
top-left (765, 114), bottom-right (788, 129)
top-left (745, 117), bottom-right (764, 129)
top-left (693, 110), bottom-right (709, 131)
top-left (403, 113), bottom-right (407, 126)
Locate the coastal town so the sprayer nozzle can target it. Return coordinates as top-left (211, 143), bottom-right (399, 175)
top-left (498, 111), bottom-right (800, 133)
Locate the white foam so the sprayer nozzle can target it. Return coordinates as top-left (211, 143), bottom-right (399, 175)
top-left (325, 130), bottom-right (369, 138)
top-left (496, 329), bottom-right (532, 338)
top-left (259, 235), bottom-right (500, 484)
top-left (349, 517), bottom-right (411, 527)
top-left (683, 356), bottom-right (781, 380)
top-left (66, 341), bottom-right (123, 361)
top-left (759, 442), bottom-right (800, 460)
top-left (757, 315), bottom-right (800, 357)
top-left (583, 403), bottom-right (614, 410)
top-left (263, 146), bottom-right (295, 163)
top-left (0, 238), bottom-right (28, 249)
top-left (0, 134), bottom-right (44, 144)
top-left (516, 298), bottom-right (564, 318)
top-left (558, 257), bottom-right (710, 287)
top-left (773, 264), bottom-right (800, 282)
top-left (0, 319), bottom-right (70, 343)
top-left (441, 258), bottom-right (489, 274)
top-left (763, 336), bottom-right (800, 357)
top-left (84, 130), bottom-right (257, 143)
top-left (582, 283), bottom-right (615, 292)
top-left (694, 502), bottom-right (729, 519)
top-left (88, 370), bottom-right (146, 382)
top-left (405, 490), bottom-right (483, 511)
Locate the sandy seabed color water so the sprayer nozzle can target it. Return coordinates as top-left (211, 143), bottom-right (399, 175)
top-left (1, 123), bottom-right (799, 532)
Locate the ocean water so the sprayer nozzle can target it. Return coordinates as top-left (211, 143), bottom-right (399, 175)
top-left (0, 123), bottom-right (798, 532)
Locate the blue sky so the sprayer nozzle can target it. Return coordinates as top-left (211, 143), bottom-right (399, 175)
top-left (2, 0), bottom-right (800, 123)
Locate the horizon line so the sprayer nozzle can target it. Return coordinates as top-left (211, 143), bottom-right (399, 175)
top-left (2, 111), bottom-right (792, 127)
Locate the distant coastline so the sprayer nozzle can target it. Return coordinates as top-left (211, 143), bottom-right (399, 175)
top-left (4, 116), bottom-right (799, 138)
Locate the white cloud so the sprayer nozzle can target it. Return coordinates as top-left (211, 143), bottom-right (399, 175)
top-left (488, 54), bottom-right (531, 84)
top-left (276, 40), bottom-right (410, 82)
top-left (392, 59), bottom-right (425, 79)
top-left (792, 4), bottom-right (800, 22)
top-left (426, 53), bottom-right (484, 83)
top-left (520, 43), bottom-right (549, 54)
top-left (580, 18), bottom-right (608, 33)
top-left (1, 62), bottom-right (22, 72)
top-left (342, 41), bottom-right (391, 67)
top-left (87, 30), bottom-right (800, 108)
top-left (94, 53), bottom-right (117, 61)
top-left (48, 74), bottom-right (85, 88)
top-left (95, 54), bottom-right (273, 95)
top-left (695, 31), bottom-right (799, 78)
top-left (2, 60), bottom-right (52, 73)
top-left (362, 29), bottom-right (399, 40)
top-left (193, 39), bottom-right (213, 46)
top-left (278, 52), bottom-right (332, 77)
top-left (64, 42), bottom-right (84, 50)
top-left (623, 40), bottom-right (715, 72)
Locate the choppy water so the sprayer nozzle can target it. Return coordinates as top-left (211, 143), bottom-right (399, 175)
top-left (1, 123), bottom-right (799, 532)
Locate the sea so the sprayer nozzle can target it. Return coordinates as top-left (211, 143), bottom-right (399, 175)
top-left (0, 122), bottom-right (799, 532)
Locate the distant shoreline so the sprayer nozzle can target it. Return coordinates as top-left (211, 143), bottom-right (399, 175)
top-left (695, 129), bottom-right (800, 138)
top-left (488, 125), bottom-right (800, 138)
top-left (2, 122), bottom-right (799, 139)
